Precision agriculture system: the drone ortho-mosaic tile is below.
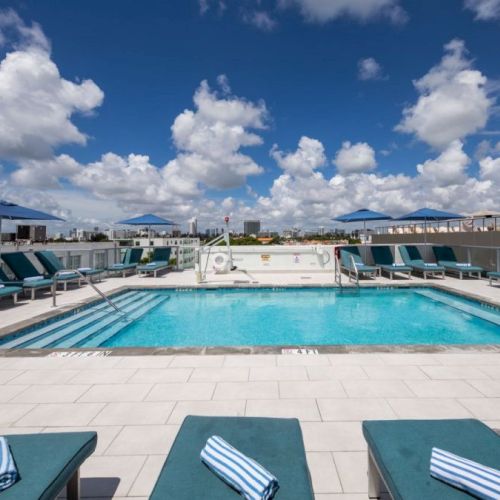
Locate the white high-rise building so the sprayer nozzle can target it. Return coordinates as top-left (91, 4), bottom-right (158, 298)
top-left (188, 218), bottom-right (198, 235)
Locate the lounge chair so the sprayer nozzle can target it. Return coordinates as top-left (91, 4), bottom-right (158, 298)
top-left (371, 246), bottom-right (412, 279)
top-left (35, 250), bottom-right (104, 283)
top-left (363, 419), bottom-right (500, 500)
top-left (399, 245), bottom-right (445, 279)
top-left (1, 431), bottom-right (97, 499)
top-left (106, 247), bottom-right (143, 277)
top-left (137, 247), bottom-right (171, 277)
top-left (432, 246), bottom-right (483, 279)
top-left (0, 259), bottom-right (54, 300)
top-left (487, 271), bottom-right (500, 286)
top-left (150, 416), bottom-right (314, 499)
top-left (340, 246), bottom-right (379, 283)
top-left (0, 280), bottom-right (22, 304)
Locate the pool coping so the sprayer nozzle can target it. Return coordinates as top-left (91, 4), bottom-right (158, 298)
top-left (1, 281), bottom-right (499, 355)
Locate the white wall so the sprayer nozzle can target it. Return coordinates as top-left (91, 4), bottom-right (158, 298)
top-left (199, 245), bottom-right (336, 273)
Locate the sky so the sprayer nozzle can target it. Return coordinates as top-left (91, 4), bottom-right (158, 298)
top-left (1, 0), bottom-right (500, 233)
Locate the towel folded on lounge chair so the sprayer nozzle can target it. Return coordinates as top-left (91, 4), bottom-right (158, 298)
top-left (392, 263), bottom-right (406, 267)
top-left (23, 276), bottom-right (44, 282)
top-left (0, 437), bottom-right (18, 492)
top-left (0, 284), bottom-right (4, 289)
top-left (456, 263), bottom-right (472, 267)
top-left (430, 447), bottom-right (500, 500)
top-left (425, 263), bottom-right (438, 267)
top-left (146, 262), bottom-right (157, 266)
top-left (77, 267), bottom-right (92, 272)
top-left (201, 435), bottom-right (279, 500)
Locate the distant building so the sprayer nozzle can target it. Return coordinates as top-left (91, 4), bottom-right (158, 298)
top-left (106, 229), bottom-right (136, 240)
top-left (188, 218), bottom-right (198, 235)
top-left (243, 220), bottom-right (261, 236)
top-left (318, 226), bottom-right (325, 236)
top-left (282, 227), bottom-right (300, 239)
top-left (16, 225), bottom-right (46, 242)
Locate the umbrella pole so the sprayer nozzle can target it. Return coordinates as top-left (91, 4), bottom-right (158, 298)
top-left (363, 220), bottom-right (368, 261)
top-left (0, 217), bottom-right (2, 263)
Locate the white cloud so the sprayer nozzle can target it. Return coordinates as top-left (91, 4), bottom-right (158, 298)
top-left (479, 155), bottom-right (500, 182)
top-left (358, 57), bottom-right (385, 80)
top-left (271, 136), bottom-right (326, 176)
top-left (396, 39), bottom-right (493, 150)
top-left (333, 141), bottom-right (377, 174)
top-left (0, 10), bottom-right (104, 160)
top-left (465, 0), bottom-right (500, 20)
top-left (243, 11), bottom-right (277, 31)
top-left (278, 0), bottom-right (407, 24)
top-left (416, 140), bottom-right (470, 186)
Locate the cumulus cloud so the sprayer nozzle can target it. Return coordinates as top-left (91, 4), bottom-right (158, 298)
top-left (464, 0), bottom-right (500, 20)
top-left (0, 10), bottom-right (104, 161)
top-left (243, 11), bottom-right (277, 31)
top-left (358, 57), bottom-right (385, 80)
top-left (278, 0), bottom-right (407, 24)
top-left (479, 155), bottom-right (500, 182)
top-left (396, 39), bottom-right (493, 150)
top-left (270, 136), bottom-right (326, 177)
top-left (333, 141), bottom-right (377, 174)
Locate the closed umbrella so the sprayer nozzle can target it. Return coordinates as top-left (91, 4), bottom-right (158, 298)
top-left (0, 200), bottom-right (64, 260)
top-left (396, 208), bottom-right (464, 245)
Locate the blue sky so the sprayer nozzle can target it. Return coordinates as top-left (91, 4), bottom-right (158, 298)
top-left (1, 0), bottom-right (500, 232)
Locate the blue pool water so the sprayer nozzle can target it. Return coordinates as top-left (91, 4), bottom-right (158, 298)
top-left (2, 287), bottom-right (500, 349)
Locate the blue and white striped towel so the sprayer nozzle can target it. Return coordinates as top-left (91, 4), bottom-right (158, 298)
top-left (0, 437), bottom-right (18, 492)
top-left (23, 276), bottom-right (44, 282)
top-left (201, 435), bottom-right (279, 500)
top-left (430, 447), bottom-right (500, 500)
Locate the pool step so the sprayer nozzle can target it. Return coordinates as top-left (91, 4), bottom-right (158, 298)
top-left (79, 294), bottom-right (170, 348)
top-left (416, 290), bottom-right (500, 326)
top-left (2, 290), bottom-right (146, 349)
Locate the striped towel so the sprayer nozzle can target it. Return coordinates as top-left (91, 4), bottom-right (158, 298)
top-left (23, 276), bottom-right (44, 282)
top-left (201, 435), bottom-right (279, 500)
top-left (457, 263), bottom-right (472, 267)
top-left (430, 447), bottom-right (500, 500)
top-left (0, 437), bottom-right (18, 492)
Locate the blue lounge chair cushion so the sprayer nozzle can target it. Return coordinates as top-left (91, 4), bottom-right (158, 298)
top-left (1, 252), bottom-right (46, 281)
top-left (0, 431), bottom-right (97, 500)
top-left (35, 251), bottom-right (102, 278)
top-left (400, 246), bottom-right (445, 271)
top-left (363, 419), bottom-right (500, 500)
top-left (137, 261), bottom-right (168, 272)
top-left (0, 286), bottom-right (22, 298)
top-left (150, 416), bottom-right (314, 500)
top-left (340, 247), bottom-right (378, 273)
top-left (438, 261), bottom-right (483, 272)
top-left (0, 267), bottom-right (52, 289)
top-left (107, 263), bottom-right (137, 271)
top-left (487, 272), bottom-right (500, 278)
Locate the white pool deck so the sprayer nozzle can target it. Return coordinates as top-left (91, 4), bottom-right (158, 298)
top-left (0, 270), bottom-right (499, 499)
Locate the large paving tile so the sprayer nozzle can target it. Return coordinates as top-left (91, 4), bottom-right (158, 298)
top-left (0, 403), bottom-right (36, 425)
top-left (378, 354), bottom-right (440, 366)
top-left (114, 356), bottom-right (173, 369)
top-left (246, 398), bottom-right (321, 421)
top-left (363, 366), bottom-right (428, 380)
top-left (277, 355), bottom-right (330, 366)
top-left (69, 368), bottom-right (136, 384)
top-left (128, 368), bottom-right (192, 384)
top-left (342, 380), bottom-right (414, 398)
top-left (318, 398), bottom-right (396, 421)
top-left (301, 422), bottom-right (366, 452)
top-left (78, 384), bottom-right (153, 403)
top-left (12, 384), bottom-right (90, 403)
top-left (92, 401), bottom-right (175, 425)
top-left (170, 355), bottom-right (225, 368)
top-left (168, 400), bottom-right (246, 424)
top-left (434, 354), bottom-right (500, 366)
top-left (8, 369), bottom-right (79, 385)
top-left (250, 366), bottom-right (308, 381)
top-left (190, 367), bottom-right (249, 382)
top-left (129, 455), bottom-right (166, 497)
top-left (0, 385), bottom-right (30, 402)
top-left (0, 369), bottom-right (26, 384)
top-left (307, 366), bottom-right (367, 381)
top-left (146, 382), bottom-right (215, 401)
top-left (16, 403), bottom-right (105, 426)
top-left (213, 381), bottom-right (279, 400)
top-left (333, 451), bottom-right (367, 493)
top-left (105, 425), bottom-right (179, 455)
top-left (405, 380), bottom-right (483, 398)
top-left (468, 380), bottom-right (500, 397)
top-left (80, 455), bottom-right (147, 497)
top-left (224, 354), bottom-right (276, 367)
top-left (458, 398), bottom-right (500, 420)
top-left (329, 354), bottom-right (383, 366)
top-left (307, 452), bottom-right (342, 493)
top-left (42, 425), bottom-right (122, 455)
top-left (279, 380), bottom-right (346, 399)
top-left (0, 357), bottom-right (71, 370)
top-left (0, 426), bottom-right (43, 434)
top-left (387, 398), bottom-right (473, 419)
top-left (420, 366), bottom-right (489, 380)
top-left (479, 365), bottom-right (500, 379)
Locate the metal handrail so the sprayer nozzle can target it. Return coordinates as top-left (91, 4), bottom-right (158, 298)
top-left (334, 254), bottom-right (342, 288)
top-left (52, 269), bottom-right (128, 318)
top-left (350, 255), bottom-right (360, 287)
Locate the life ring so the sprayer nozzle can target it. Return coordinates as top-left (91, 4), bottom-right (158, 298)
top-left (213, 252), bottom-right (230, 273)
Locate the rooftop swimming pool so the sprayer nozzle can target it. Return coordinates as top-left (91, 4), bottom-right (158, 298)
top-left (1, 287), bottom-right (499, 349)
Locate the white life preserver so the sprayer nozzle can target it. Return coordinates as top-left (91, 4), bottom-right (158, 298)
top-left (212, 252), bottom-right (230, 273)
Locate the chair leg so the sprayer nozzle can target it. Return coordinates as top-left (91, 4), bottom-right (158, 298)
top-left (368, 451), bottom-right (384, 499)
top-left (67, 468), bottom-right (80, 500)
top-left (13, 293), bottom-right (18, 304)
top-left (31, 288), bottom-right (35, 300)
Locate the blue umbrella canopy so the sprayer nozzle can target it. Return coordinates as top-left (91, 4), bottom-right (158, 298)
top-left (333, 208), bottom-right (392, 223)
top-left (396, 208), bottom-right (464, 221)
top-left (116, 213), bottom-right (175, 226)
top-left (0, 200), bottom-right (64, 221)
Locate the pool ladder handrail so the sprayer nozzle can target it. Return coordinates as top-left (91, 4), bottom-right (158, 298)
top-left (334, 254), bottom-right (343, 288)
top-left (52, 269), bottom-right (129, 319)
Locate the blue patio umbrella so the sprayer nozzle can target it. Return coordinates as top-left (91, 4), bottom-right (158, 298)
top-left (333, 208), bottom-right (393, 242)
top-left (0, 200), bottom-right (64, 259)
top-left (116, 213), bottom-right (175, 241)
top-left (397, 207), bottom-right (464, 244)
